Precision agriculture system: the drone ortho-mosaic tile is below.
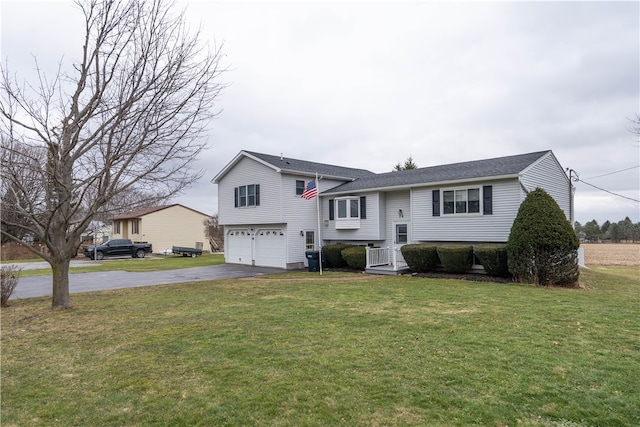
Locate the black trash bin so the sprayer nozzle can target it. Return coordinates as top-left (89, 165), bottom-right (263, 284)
top-left (305, 250), bottom-right (320, 272)
top-left (305, 250), bottom-right (327, 272)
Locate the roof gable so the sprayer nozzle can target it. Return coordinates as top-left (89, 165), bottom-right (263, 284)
top-left (212, 150), bottom-right (375, 183)
top-left (322, 151), bottom-right (552, 194)
top-left (110, 204), bottom-right (209, 220)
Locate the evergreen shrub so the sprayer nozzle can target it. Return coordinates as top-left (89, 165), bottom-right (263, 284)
top-left (474, 245), bottom-right (510, 278)
top-left (341, 246), bottom-right (366, 270)
top-left (506, 188), bottom-right (579, 286)
top-left (436, 245), bottom-right (473, 273)
top-left (322, 243), bottom-right (352, 268)
top-left (401, 244), bottom-right (439, 272)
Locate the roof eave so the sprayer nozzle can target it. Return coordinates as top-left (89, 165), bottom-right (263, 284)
top-left (321, 173), bottom-right (520, 196)
top-left (212, 151), bottom-right (283, 184)
top-left (279, 168), bottom-right (360, 181)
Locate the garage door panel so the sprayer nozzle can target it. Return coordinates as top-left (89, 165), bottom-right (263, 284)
top-left (226, 229), bottom-right (251, 265)
top-left (255, 229), bottom-right (285, 268)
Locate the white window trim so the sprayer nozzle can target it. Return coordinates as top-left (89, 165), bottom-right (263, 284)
top-left (237, 184), bottom-right (258, 208)
top-left (334, 197), bottom-right (361, 229)
top-left (335, 197), bottom-right (360, 220)
top-left (442, 186), bottom-right (482, 216)
top-left (305, 230), bottom-right (315, 251)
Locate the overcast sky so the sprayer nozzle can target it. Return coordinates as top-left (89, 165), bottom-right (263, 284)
top-left (2, 1), bottom-right (639, 225)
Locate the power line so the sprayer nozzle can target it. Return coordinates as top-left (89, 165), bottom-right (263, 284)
top-left (577, 179), bottom-right (640, 203)
top-left (584, 165), bottom-right (640, 180)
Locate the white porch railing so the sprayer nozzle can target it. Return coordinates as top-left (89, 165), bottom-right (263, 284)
top-left (366, 246), bottom-right (408, 271)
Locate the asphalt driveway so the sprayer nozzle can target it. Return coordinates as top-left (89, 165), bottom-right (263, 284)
top-left (10, 263), bottom-right (288, 300)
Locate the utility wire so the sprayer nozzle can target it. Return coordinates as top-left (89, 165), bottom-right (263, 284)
top-left (584, 165), bottom-right (640, 180)
top-left (577, 179), bottom-right (640, 203)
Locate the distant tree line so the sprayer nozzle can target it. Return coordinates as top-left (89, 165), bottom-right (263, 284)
top-left (574, 217), bottom-right (640, 243)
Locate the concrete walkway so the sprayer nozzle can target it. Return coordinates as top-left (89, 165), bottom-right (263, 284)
top-left (8, 263), bottom-right (288, 300)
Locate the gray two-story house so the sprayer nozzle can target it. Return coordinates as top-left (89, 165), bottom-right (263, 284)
top-left (212, 150), bottom-right (571, 272)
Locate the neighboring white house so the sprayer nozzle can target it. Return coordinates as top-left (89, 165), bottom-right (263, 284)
top-left (212, 150), bottom-right (572, 271)
top-left (81, 220), bottom-right (111, 244)
top-left (110, 204), bottom-right (210, 254)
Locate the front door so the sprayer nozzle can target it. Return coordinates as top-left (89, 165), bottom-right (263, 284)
top-left (305, 231), bottom-right (315, 251)
top-left (395, 223), bottom-right (408, 245)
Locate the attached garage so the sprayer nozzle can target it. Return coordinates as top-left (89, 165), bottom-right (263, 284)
top-left (254, 228), bottom-right (286, 268)
top-left (225, 229), bottom-right (252, 264)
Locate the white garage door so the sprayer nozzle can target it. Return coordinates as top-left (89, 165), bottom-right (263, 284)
top-left (254, 229), bottom-right (286, 268)
top-left (226, 229), bottom-right (252, 265)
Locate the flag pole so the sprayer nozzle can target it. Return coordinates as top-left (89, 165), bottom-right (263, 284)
top-left (316, 172), bottom-right (323, 276)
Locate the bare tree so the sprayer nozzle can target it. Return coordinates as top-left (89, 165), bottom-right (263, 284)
top-left (630, 113), bottom-right (640, 146)
top-left (205, 214), bottom-right (224, 252)
top-left (0, 0), bottom-right (226, 309)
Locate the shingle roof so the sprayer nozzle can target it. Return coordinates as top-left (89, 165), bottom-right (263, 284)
top-left (244, 151), bottom-right (376, 180)
top-left (111, 205), bottom-right (172, 220)
top-left (322, 150), bottom-right (552, 194)
top-left (110, 204), bottom-right (209, 220)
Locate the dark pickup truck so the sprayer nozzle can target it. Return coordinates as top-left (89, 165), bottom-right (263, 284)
top-left (84, 239), bottom-right (153, 260)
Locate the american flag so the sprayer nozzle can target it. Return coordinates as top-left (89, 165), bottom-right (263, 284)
top-left (301, 179), bottom-right (318, 200)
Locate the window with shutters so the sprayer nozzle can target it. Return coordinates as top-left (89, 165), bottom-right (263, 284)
top-left (333, 196), bottom-right (366, 229)
top-left (234, 184), bottom-right (261, 208)
top-left (434, 186), bottom-right (492, 216)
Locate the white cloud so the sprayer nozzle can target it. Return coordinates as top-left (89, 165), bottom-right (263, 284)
top-left (2, 0), bottom-right (638, 224)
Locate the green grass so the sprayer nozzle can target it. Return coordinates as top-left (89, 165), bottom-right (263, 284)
top-left (11, 253), bottom-right (225, 277)
top-left (2, 267), bottom-right (639, 426)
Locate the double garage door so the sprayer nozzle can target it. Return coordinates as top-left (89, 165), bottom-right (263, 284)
top-left (226, 228), bottom-right (286, 268)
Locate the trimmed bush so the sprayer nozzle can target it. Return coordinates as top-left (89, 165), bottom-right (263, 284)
top-left (474, 245), bottom-right (510, 278)
top-left (341, 246), bottom-right (366, 270)
top-left (507, 188), bottom-right (579, 286)
top-left (436, 245), bottom-right (473, 273)
top-left (322, 243), bottom-right (352, 268)
top-left (401, 244), bottom-right (439, 272)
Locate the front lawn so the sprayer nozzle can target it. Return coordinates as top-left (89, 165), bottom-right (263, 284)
top-left (12, 253), bottom-right (225, 277)
top-left (2, 267), bottom-right (638, 426)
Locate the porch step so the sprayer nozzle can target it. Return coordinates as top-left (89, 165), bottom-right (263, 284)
top-left (366, 266), bottom-right (411, 276)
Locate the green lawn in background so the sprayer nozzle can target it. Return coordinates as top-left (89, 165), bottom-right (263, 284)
top-left (2, 267), bottom-right (638, 426)
top-left (8, 253), bottom-right (225, 277)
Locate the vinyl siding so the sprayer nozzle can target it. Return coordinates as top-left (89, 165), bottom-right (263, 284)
top-left (218, 163), bottom-right (355, 267)
top-left (216, 150), bottom-right (572, 252)
top-left (217, 157), bottom-right (283, 225)
top-left (412, 179), bottom-right (520, 243)
top-left (520, 152), bottom-right (571, 220)
top-left (321, 192), bottom-right (383, 242)
top-left (111, 220), bottom-right (127, 240)
top-left (281, 175), bottom-right (340, 266)
top-left (140, 207), bottom-right (209, 253)
top-left (384, 190), bottom-right (410, 247)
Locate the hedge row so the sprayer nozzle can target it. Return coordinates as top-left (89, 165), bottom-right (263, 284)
top-left (321, 243), bottom-right (368, 270)
top-left (400, 243), bottom-right (510, 278)
top-left (321, 243), bottom-right (511, 279)
top-left (322, 243), bottom-right (352, 268)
